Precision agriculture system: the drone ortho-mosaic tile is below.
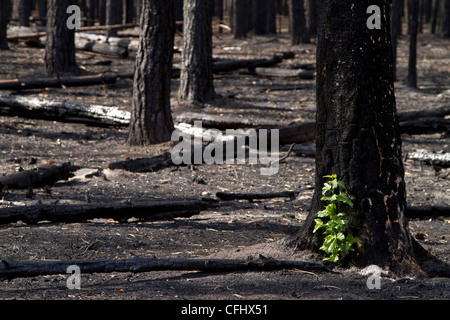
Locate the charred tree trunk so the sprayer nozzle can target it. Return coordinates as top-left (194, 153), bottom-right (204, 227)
top-left (106, 0), bottom-right (122, 37)
top-left (288, 0), bottom-right (310, 45)
top-left (232, 0), bottom-right (250, 39)
top-left (127, 0), bottom-right (176, 145)
top-left (18, 0), bottom-right (32, 27)
top-left (439, 0), bottom-right (450, 38)
top-left (124, 0), bottom-right (135, 23)
top-left (178, 0), bottom-right (216, 102)
top-left (407, 0), bottom-right (419, 88)
top-left (0, 0), bottom-right (11, 50)
top-left (45, 0), bottom-right (79, 75)
top-left (305, 0), bottom-right (317, 37)
top-left (391, 0), bottom-right (403, 81)
top-left (266, 0), bottom-right (277, 34)
top-left (430, 0), bottom-right (438, 34)
top-left (292, 0), bottom-right (420, 276)
top-left (38, 0), bottom-right (47, 26)
top-left (251, 0), bottom-right (276, 35)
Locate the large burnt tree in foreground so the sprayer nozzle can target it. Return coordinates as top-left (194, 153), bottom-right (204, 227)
top-left (292, 0), bottom-right (428, 275)
top-left (128, 0), bottom-right (175, 145)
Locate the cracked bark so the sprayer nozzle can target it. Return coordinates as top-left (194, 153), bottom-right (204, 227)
top-left (292, 0), bottom-right (421, 276)
top-left (45, 0), bottom-right (79, 75)
top-left (128, 0), bottom-right (175, 145)
top-left (178, 0), bottom-right (215, 102)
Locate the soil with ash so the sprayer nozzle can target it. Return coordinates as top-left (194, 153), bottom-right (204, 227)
top-left (0, 26), bottom-right (449, 300)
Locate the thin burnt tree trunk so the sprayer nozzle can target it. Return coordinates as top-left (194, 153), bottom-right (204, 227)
top-left (305, 0), bottom-right (317, 37)
top-left (391, 0), bottom-right (403, 80)
top-left (106, 0), bottom-right (121, 37)
top-left (252, 0), bottom-right (267, 35)
top-left (128, 0), bottom-right (175, 145)
top-left (266, 0), bottom-right (277, 34)
top-left (18, 0), bottom-right (32, 27)
top-left (292, 0), bottom-right (420, 275)
top-left (0, 0), bottom-right (11, 50)
top-left (439, 0), bottom-right (450, 38)
top-left (430, 0), bottom-right (438, 34)
top-left (407, 0), bottom-right (419, 88)
top-left (232, 0), bottom-right (250, 39)
top-left (38, 0), bottom-right (47, 26)
top-left (45, 0), bottom-right (79, 75)
top-left (215, 0), bottom-right (224, 32)
top-left (288, 0), bottom-right (310, 44)
top-left (178, 0), bottom-right (215, 102)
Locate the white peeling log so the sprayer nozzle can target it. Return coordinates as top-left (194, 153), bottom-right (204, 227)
top-left (406, 149), bottom-right (450, 167)
top-left (0, 93), bottom-right (130, 126)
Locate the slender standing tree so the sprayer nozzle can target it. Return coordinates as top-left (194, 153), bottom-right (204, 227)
top-left (178, 0), bottom-right (216, 102)
top-left (391, 0), bottom-right (403, 81)
top-left (128, 0), bottom-right (176, 145)
top-left (45, 0), bottom-right (79, 75)
top-left (18, 0), bottom-right (32, 27)
top-left (232, 0), bottom-right (251, 39)
top-left (106, 0), bottom-right (122, 37)
top-left (0, 0), bottom-right (11, 50)
top-left (439, 0), bottom-right (450, 38)
top-left (407, 0), bottom-right (419, 88)
top-left (288, 0), bottom-right (310, 44)
top-left (305, 0), bottom-right (317, 37)
top-left (252, 0), bottom-right (276, 35)
top-left (292, 0), bottom-right (421, 275)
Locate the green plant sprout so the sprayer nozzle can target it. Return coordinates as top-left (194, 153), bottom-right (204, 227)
top-left (313, 174), bottom-right (361, 265)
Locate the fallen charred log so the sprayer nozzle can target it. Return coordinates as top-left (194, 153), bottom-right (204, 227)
top-left (0, 198), bottom-right (217, 225)
top-left (0, 256), bottom-right (327, 280)
top-left (0, 162), bottom-right (79, 191)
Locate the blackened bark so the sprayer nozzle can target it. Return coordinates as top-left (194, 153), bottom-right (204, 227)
top-left (215, 0), bottom-right (224, 32)
top-left (407, 0), bottom-right (419, 88)
top-left (124, 0), bottom-right (135, 23)
top-left (45, 0), bottom-right (79, 75)
top-left (106, 0), bottom-right (121, 37)
top-left (178, 0), bottom-right (216, 102)
top-left (99, 0), bottom-right (106, 25)
top-left (38, 0), bottom-right (47, 26)
top-left (430, 0), bottom-right (438, 34)
top-left (232, 0), bottom-right (250, 39)
top-left (266, 0), bottom-right (277, 34)
top-left (0, 0), bottom-right (11, 50)
top-left (128, 0), bottom-right (175, 145)
top-left (439, 0), bottom-right (450, 38)
top-left (391, 0), bottom-right (403, 80)
top-left (289, 0), bottom-right (310, 44)
top-left (252, 0), bottom-right (267, 35)
top-left (305, 0), bottom-right (317, 37)
top-left (88, 0), bottom-right (98, 26)
top-left (18, 0), bottom-right (32, 27)
top-left (251, 0), bottom-right (276, 35)
top-left (292, 0), bottom-right (420, 275)
top-left (175, 0), bottom-right (183, 31)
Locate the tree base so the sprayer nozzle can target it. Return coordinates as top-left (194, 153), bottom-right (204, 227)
top-left (290, 226), bottom-right (449, 278)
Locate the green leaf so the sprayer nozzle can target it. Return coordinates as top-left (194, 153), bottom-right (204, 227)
top-left (322, 183), bottom-right (331, 196)
top-left (317, 210), bottom-right (328, 218)
top-left (336, 180), bottom-right (348, 192)
top-left (336, 194), bottom-right (354, 207)
top-left (313, 219), bottom-right (324, 233)
top-left (326, 203), bottom-right (336, 215)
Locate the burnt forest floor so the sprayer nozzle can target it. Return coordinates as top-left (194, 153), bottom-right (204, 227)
top-left (0, 25), bottom-right (449, 301)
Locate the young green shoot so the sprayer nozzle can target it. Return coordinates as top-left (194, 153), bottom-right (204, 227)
top-left (313, 174), bottom-right (361, 265)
